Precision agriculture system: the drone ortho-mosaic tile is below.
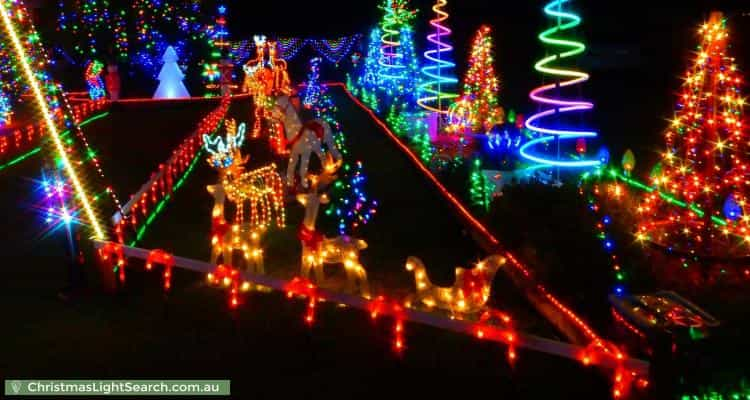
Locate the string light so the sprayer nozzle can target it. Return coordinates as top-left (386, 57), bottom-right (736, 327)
top-left (56, 1), bottom-right (207, 75)
top-left (302, 57), bottom-right (323, 108)
top-left (202, 4), bottom-right (230, 97)
top-left (123, 97), bottom-right (231, 246)
top-left (357, 28), bottom-right (383, 90)
top-left (204, 120), bottom-right (286, 230)
top-left (145, 249), bottom-right (174, 291)
top-left (448, 25), bottom-right (502, 134)
top-left (302, 58), bottom-right (378, 235)
top-left (469, 158), bottom-right (494, 211)
top-left (230, 35), bottom-right (363, 65)
top-left (636, 12), bottom-right (749, 261)
top-left (0, 1), bottom-right (105, 239)
top-left (310, 36), bottom-right (362, 65)
top-left (207, 264), bottom-right (243, 308)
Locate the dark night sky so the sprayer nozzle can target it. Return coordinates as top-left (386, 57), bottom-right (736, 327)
top-left (35, 0), bottom-right (750, 163)
top-left (225, 0), bottom-right (749, 103)
top-left (226, 0), bottom-right (749, 160)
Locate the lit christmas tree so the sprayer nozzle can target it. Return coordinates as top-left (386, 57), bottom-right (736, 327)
top-left (154, 46), bottom-right (190, 99)
top-left (636, 12), bottom-right (749, 258)
top-left (418, 0), bottom-right (458, 116)
top-left (398, 25), bottom-right (420, 106)
top-left (359, 27), bottom-right (382, 89)
top-left (451, 25), bottom-right (502, 133)
top-left (202, 4), bottom-right (230, 96)
top-left (469, 158), bottom-right (494, 211)
top-left (302, 57), bottom-right (323, 108)
top-left (519, 0), bottom-right (599, 170)
top-left (377, 0), bottom-right (416, 94)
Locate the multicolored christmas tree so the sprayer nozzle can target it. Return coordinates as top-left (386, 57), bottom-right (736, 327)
top-left (449, 25), bottom-right (502, 134)
top-left (636, 12), bottom-right (749, 258)
top-left (359, 27), bottom-right (382, 89)
top-left (302, 57), bottom-right (323, 108)
top-left (202, 4), bottom-right (230, 96)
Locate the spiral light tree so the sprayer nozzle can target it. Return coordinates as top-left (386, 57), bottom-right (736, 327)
top-left (418, 0), bottom-right (458, 116)
top-left (519, 0), bottom-right (600, 170)
top-left (636, 12), bottom-right (750, 260)
top-left (377, 0), bottom-right (416, 96)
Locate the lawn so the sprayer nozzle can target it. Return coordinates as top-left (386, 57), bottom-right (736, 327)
top-left (0, 97), bottom-right (617, 398)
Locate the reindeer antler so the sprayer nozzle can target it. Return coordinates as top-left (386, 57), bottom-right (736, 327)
top-left (205, 119), bottom-right (249, 170)
top-left (203, 134), bottom-right (223, 155)
top-left (232, 122), bottom-right (246, 151)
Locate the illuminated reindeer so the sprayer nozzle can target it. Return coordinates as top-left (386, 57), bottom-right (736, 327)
top-left (204, 118), bottom-right (286, 229)
top-left (207, 184), bottom-right (265, 275)
top-left (271, 95), bottom-right (342, 189)
top-left (405, 255), bottom-right (506, 318)
top-left (296, 172), bottom-right (370, 298)
top-left (204, 119), bottom-right (285, 276)
top-left (243, 35), bottom-right (293, 139)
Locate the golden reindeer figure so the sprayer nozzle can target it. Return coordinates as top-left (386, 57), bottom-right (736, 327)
top-left (296, 172), bottom-right (370, 298)
top-left (204, 119), bottom-right (285, 277)
top-left (405, 255), bottom-right (506, 318)
top-left (242, 35), bottom-right (293, 138)
top-left (204, 118), bottom-right (286, 229)
top-left (207, 184), bottom-right (265, 275)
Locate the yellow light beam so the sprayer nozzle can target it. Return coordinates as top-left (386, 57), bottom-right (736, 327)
top-left (0, 3), bottom-right (106, 239)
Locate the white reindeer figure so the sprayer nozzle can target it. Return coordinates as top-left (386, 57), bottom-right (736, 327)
top-left (270, 95), bottom-right (342, 188)
top-left (405, 255), bottom-right (506, 318)
top-left (296, 173), bottom-right (370, 298)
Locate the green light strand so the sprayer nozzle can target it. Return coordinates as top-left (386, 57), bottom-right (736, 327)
top-left (585, 167), bottom-right (731, 230)
top-left (127, 117), bottom-right (225, 247)
top-left (129, 148), bottom-right (204, 247)
top-left (0, 111), bottom-right (110, 173)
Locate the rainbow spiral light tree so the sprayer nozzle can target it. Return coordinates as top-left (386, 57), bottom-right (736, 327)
top-left (519, 0), bottom-right (600, 169)
top-left (377, 0), bottom-right (416, 96)
top-left (417, 0), bottom-right (458, 116)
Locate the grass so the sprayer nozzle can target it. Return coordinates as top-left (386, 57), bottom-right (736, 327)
top-left (0, 97), bottom-right (616, 398)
